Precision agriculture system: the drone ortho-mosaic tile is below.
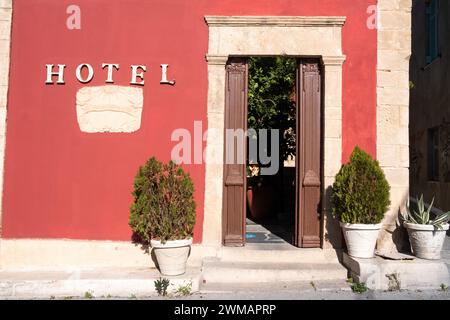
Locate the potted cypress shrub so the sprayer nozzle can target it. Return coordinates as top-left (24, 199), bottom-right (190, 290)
top-left (332, 147), bottom-right (391, 258)
top-left (129, 157), bottom-right (196, 276)
top-left (403, 195), bottom-right (450, 260)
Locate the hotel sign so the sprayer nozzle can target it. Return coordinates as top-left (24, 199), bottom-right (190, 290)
top-left (45, 63), bottom-right (176, 85)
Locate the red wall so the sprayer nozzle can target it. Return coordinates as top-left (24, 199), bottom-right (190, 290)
top-left (1, 0), bottom-right (377, 241)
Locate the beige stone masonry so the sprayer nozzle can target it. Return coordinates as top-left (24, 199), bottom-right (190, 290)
top-left (0, 0), bottom-right (11, 236)
top-left (76, 85), bottom-right (144, 133)
top-left (376, 0), bottom-right (411, 253)
top-left (0, 239), bottom-right (219, 270)
top-left (203, 16), bottom-right (346, 248)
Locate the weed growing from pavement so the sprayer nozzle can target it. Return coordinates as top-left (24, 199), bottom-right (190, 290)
top-left (441, 284), bottom-right (449, 292)
top-left (155, 278), bottom-right (170, 296)
top-left (175, 282), bottom-right (192, 296)
top-left (347, 278), bottom-right (368, 294)
top-left (84, 291), bottom-right (94, 299)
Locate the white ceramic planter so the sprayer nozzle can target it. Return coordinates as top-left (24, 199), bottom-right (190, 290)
top-left (150, 238), bottom-right (192, 276)
top-left (404, 222), bottom-right (449, 260)
top-left (340, 222), bottom-right (382, 258)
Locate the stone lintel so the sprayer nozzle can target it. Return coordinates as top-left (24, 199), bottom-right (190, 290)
top-left (205, 16), bottom-right (346, 27)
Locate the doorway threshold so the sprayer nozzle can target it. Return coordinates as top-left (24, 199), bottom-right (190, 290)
top-left (245, 218), bottom-right (295, 249)
top-left (218, 241), bottom-right (341, 264)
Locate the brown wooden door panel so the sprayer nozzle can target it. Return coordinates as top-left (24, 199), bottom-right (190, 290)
top-left (295, 59), bottom-right (322, 248)
top-left (223, 58), bottom-right (247, 247)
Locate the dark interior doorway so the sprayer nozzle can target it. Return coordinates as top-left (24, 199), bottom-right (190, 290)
top-left (245, 57), bottom-right (297, 245)
top-left (222, 57), bottom-right (322, 248)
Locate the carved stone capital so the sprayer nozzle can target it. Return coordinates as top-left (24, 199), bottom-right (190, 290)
top-left (206, 55), bottom-right (229, 66)
top-left (322, 55), bottom-right (346, 66)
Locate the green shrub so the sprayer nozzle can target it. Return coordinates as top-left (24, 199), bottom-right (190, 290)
top-left (129, 157), bottom-right (196, 243)
top-left (332, 147), bottom-right (390, 224)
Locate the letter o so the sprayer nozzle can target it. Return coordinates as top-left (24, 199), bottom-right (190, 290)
top-left (76, 64), bottom-right (94, 83)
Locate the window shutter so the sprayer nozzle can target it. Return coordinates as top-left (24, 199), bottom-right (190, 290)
top-left (427, 0), bottom-right (439, 63)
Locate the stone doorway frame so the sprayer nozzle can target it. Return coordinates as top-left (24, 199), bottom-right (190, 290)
top-left (202, 16), bottom-right (346, 248)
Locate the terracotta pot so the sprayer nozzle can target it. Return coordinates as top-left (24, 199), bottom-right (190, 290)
top-left (247, 186), bottom-right (275, 221)
top-left (150, 238), bottom-right (192, 276)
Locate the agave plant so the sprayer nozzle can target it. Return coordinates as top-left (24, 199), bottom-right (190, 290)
top-left (405, 194), bottom-right (450, 229)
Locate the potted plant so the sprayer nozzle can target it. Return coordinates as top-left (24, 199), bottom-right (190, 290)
top-left (246, 165), bottom-right (275, 221)
top-left (403, 195), bottom-right (450, 260)
top-left (332, 147), bottom-right (391, 258)
top-left (129, 157), bottom-right (196, 276)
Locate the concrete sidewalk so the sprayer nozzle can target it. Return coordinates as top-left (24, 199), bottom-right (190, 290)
top-left (191, 283), bottom-right (450, 300)
top-left (3, 280), bottom-right (449, 300)
top-left (0, 267), bottom-right (201, 299)
top-left (0, 235), bottom-right (448, 299)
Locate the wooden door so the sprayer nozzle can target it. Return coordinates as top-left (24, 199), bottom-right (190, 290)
top-left (222, 58), bottom-right (247, 246)
top-left (295, 59), bottom-right (322, 248)
top-left (222, 57), bottom-right (322, 248)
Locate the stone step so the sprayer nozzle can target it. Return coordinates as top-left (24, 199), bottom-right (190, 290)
top-left (343, 253), bottom-right (450, 291)
top-left (201, 259), bottom-right (348, 284)
top-left (218, 244), bottom-right (342, 264)
top-left (0, 267), bottom-right (201, 298)
top-left (200, 279), bottom-right (351, 294)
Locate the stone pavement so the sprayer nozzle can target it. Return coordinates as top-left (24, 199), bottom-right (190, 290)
top-left (6, 281), bottom-right (450, 300)
top-left (195, 279), bottom-right (450, 300)
top-left (0, 267), bottom-right (201, 299)
top-left (0, 234), bottom-right (448, 300)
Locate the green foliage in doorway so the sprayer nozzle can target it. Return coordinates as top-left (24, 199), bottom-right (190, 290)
top-left (332, 147), bottom-right (391, 224)
top-left (248, 57), bottom-right (297, 162)
top-left (129, 157), bottom-right (196, 244)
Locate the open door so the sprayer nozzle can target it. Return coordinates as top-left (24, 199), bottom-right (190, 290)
top-left (295, 59), bottom-right (322, 248)
top-left (222, 58), bottom-right (248, 246)
top-left (222, 57), bottom-right (322, 248)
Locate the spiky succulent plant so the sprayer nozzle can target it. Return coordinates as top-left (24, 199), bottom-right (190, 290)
top-left (405, 194), bottom-right (450, 229)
